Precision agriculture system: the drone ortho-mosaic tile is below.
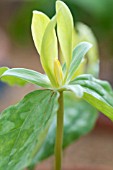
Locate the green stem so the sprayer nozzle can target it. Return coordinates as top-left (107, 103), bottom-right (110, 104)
top-left (54, 91), bottom-right (64, 170)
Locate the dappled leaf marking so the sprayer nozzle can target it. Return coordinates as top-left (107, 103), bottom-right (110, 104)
top-left (0, 90), bottom-right (59, 170)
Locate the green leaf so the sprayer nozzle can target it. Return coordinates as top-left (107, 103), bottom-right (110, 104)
top-left (83, 90), bottom-right (113, 121)
top-left (71, 74), bottom-right (113, 106)
top-left (91, 78), bottom-right (113, 95)
top-left (63, 84), bottom-right (83, 98)
top-left (67, 42), bottom-right (92, 81)
top-left (30, 92), bottom-right (98, 165)
top-left (56, 1), bottom-right (73, 71)
top-left (70, 74), bottom-right (113, 121)
top-left (41, 16), bottom-right (58, 87)
top-left (31, 11), bottom-right (50, 55)
top-left (0, 68), bottom-right (51, 88)
top-left (0, 89), bottom-right (59, 170)
top-left (0, 67), bottom-right (8, 76)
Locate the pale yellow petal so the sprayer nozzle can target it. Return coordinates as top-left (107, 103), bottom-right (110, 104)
top-left (31, 11), bottom-right (50, 55)
top-left (41, 16), bottom-right (58, 87)
top-left (56, 1), bottom-right (73, 71)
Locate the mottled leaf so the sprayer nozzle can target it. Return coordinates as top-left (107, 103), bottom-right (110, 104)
top-left (70, 74), bottom-right (113, 120)
top-left (63, 84), bottom-right (83, 98)
top-left (1, 68), bottom-right (51, 88)
top-left (71, 74), bottom-right (113, 106)
top-left (0, 90), bottom-right (59, 170)
top-left (30, 92), bottom-right (98, 165)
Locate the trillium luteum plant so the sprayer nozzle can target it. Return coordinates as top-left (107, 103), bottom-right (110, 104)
top-left (0, 1), bottom-right (113, 170)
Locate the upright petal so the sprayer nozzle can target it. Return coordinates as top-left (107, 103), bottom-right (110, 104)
top-left (41, 16), bottom-right (58, 87)
top-left (31, 11), bottom-right (50, 55)
top-left (56, 1), bottom-right (73, 71)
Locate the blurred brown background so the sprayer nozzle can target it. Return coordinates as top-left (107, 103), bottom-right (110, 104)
top-left (0, 1), bottom-right (113, 170)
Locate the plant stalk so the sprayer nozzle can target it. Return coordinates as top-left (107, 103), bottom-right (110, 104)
top-left (54, 91), bottom-right (64, 170)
